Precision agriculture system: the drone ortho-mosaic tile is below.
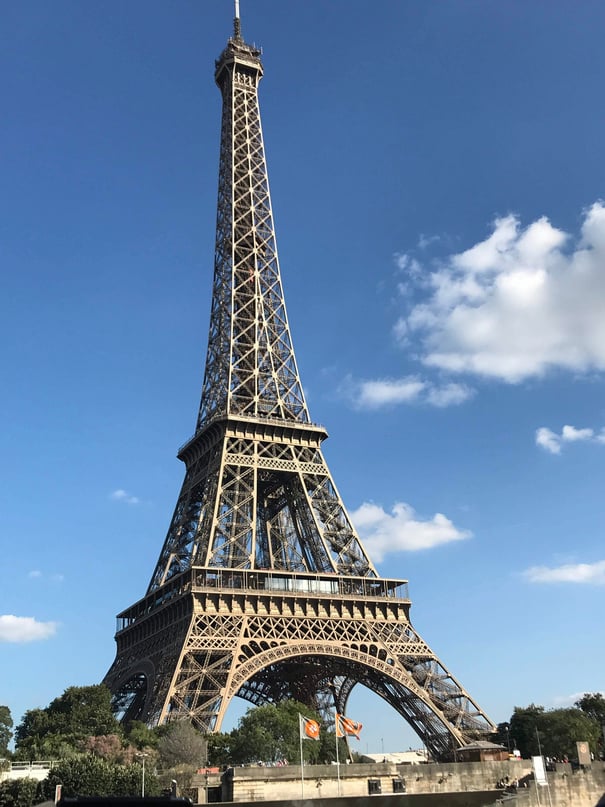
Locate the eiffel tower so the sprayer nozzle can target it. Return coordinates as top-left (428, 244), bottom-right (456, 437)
top-left (103, 6), bottom-right (495, 760)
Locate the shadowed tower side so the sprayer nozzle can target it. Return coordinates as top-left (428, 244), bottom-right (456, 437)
top-left (103, 6), bottom-right (496, 759)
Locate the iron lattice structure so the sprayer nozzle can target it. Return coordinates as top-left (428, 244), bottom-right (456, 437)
top-left (103, 15), bottom-right (495, 760)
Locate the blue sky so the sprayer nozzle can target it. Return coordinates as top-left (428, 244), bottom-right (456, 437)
top-left (2, 0), bottom-right (605, 755)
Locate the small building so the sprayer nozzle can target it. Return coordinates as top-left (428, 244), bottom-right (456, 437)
top-left (451, 741), bottom-right (509, 762)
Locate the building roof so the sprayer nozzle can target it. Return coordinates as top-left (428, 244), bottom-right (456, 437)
top-left (459, 741), bottom-right (507, 750)
top-left (361, 750), bottom-right (429, 764)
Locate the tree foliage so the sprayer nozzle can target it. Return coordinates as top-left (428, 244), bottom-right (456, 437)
top-left (13, 709), bottom-right (51, 760)
top-left (124, 720), bottom-right (160, 751)
top-left (14, 686), bottom-right (121, 760)
top-left (231, 701), bottom-right (311, 765)
top-left (575, 693), bottom-right (605, 727)
top-left (0, 705), bottom-right (14, 757)
top-left (206, 731), bottom-right (232, 767)
top-left (493, 721), bottom-right (512, 750)
top-left (0, 777), bottom-right (41, 807)
top-left (541, 709), bottom-right (601, 759)
top-left (508, 705), bottom-right (545, 758)
top-left (41, 754), bottom-right (160, 799)
top-left (509, 701), bottom-right (601, 759)
top-left (223, 700), bottom-right (344, 766)
top-left (82, 734), bottom-right (140, 764)
top-left (44, 685), bottom-right (119, 738)
top-left (157, 721), bottom-right (207, 770)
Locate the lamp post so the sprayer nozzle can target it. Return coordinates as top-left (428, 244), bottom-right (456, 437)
top-left (135, 752), bottom-right (149, 798)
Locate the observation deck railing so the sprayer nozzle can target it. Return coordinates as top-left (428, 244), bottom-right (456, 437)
top-left (116, 568), bottom-right (409, 633)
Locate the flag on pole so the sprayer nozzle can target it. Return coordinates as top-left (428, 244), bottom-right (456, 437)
top-left (335, 713), bottom-right (362, 740)
top-left (299, 714), bottom-right (320, 741)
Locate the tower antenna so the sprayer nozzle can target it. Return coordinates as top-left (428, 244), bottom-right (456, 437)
top-left (234, 0), bottom-right (241, 40)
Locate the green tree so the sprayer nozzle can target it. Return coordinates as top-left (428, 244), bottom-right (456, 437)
top-left (321, 731), bottom-right (349, 765)
top-left (14, 685), bottom-right (121, 760)
top-left (45, 685), bottom-right (120, 741)
top-left (508, 705), bottom-right (545, 758)
top-left (229, 701), bottom-right (324, 765)
top-left (14, 709), bottom-right (57, 760)
top-left (125, 720), bottom-right (160, 751)
top-left (576, 692), bottom-right (605, 756)
top-left (0, 777), bottom-right (41, 807)
top-left (41, 755), bottom-right (160, 799)
top-left (541, 708), bottom-right (600, 759)
top-left (0, 705), bottom-right (14, 756)
top-left (509, 704), bottom-right (600, 760)
top-left (575, 693), bottom-right (605, 726)
top-left (493, 721), bottom-right (513, 751)
top-left (206, 732), bottom-right (232, 767)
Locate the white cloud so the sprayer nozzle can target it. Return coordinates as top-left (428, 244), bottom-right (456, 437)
top-left (0, 615), bottom-right (58, 643)
top-left (562, 425), bottom-right (594, 442)
top-left (553, 691), bottom-right (605, 707)
top-left (535, 427), bottom-right (561, 454)
top-left (425, 382), bottom-right (474, 407)
top-left (354, 377), bottom-right (426, 408)
top-left (523, 560), bottom-right (605, 584)
top-left (342, 375), bottom-right (474, 410)
top-left (28, 570), bottom-right (42, 579)
top-left (397, 201), bottom-right (605, 383)
top-left (535, 423), bottom-right (603, 453)
top-left (350, 501), bottom-right (472, 561)
top-left (111, 489), bottom-right (140, 505)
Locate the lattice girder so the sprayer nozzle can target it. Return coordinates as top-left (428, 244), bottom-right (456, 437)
top-left (146, 419), bottom-right (379, 590)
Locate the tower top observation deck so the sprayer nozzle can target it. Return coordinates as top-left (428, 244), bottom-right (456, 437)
top-left (215, 0), bottom-right (262, 83)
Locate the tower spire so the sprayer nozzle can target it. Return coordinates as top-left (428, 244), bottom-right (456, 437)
top-left (233, 0), bottom-right (241, 41)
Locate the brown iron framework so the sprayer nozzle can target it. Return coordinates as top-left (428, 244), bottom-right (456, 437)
top-left (103, 10), bottom-right (495, 760)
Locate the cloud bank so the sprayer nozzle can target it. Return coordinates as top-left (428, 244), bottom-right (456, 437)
top-left (0, 615), bottom-right (58, 643)
top-left (343, 375), bottom-right (474, 410)
top-left (396, 201), bottom-right (605, 383)
top-left (350, 501), bottom-right (471, 561)
top-left (536, 424), bottom-right (605, 454)
top-left (523, 560), bottom-right (605, 584)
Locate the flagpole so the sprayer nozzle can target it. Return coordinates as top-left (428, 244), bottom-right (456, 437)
top-left (299, 718), bottom-right (304, 799)
top-left (335, 712), bottom-right (341, 796)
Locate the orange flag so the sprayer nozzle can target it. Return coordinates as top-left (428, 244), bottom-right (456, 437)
top-left (335, 713), bottom-right (362, 740)
top-left (299, 714), bottom-right (320, 741)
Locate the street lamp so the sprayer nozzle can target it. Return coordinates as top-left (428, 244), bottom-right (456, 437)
top-left (135, 752), bottom-right (149, 798)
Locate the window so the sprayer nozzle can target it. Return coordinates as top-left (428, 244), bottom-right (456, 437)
top-left (367, 779), bottom-right (382, 795)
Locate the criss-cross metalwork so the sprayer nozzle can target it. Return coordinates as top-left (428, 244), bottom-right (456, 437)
top-left (103, 13), bottom-right (495, 760)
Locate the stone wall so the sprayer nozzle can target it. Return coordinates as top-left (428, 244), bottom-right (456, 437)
top-left (0, 761), bottom-right (51, 782)
top-left (189, 759), bottom-right (605, 807)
